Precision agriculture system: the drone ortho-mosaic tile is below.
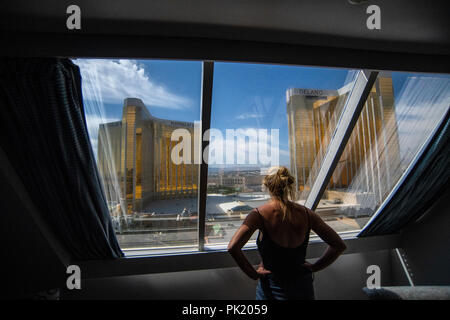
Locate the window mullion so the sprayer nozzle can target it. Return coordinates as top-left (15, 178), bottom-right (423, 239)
top-left (197, 61), bottom-right (214, 251)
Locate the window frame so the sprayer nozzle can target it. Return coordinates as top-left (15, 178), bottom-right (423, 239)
top-left (80, 59), bottom-right (446, 262)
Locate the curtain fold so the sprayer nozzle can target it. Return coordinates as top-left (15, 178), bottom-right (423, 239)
top-left (0, 58), bottom-right (124, 260)
top-left (358, 107), bottom-right (450, 237)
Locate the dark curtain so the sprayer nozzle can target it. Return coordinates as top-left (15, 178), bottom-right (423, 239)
top-left (359, 107), bottom-right (450, 237)
top-left (0, 58), bottom-right (124, 260)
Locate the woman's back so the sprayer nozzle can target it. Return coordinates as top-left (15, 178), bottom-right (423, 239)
top-left (227, 166), bottom-right (346, 300)
top-left (255, 200), bottom-right (315, 300)
top-left (256, 200), bottom-right (310, 248)
top-left (256, 201), bottom-right (312, 275)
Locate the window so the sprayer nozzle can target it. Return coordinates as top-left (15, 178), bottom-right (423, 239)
top-left (205, 62), bottom-right (358, 246)
top-left (78, 59), bottom-right (202, 250)
top-left (77, 58), bottom-right (450, 253)
top-left (316, 72), bottom-right (450, 233)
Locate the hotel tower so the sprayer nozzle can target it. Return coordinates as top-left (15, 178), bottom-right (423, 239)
top-left (98, 98), bottom-right (198, 215)
top-left (287, 73), bottom-right (401, 207)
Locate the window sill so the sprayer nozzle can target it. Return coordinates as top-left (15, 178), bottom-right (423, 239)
top-left (78, 232), bottom-right (399, 279)
top-left (121, 230), bottom-right (363, 257)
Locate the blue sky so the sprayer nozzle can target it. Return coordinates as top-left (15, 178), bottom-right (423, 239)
top-left (77, 59), bottom-right (355, 166)
top-left (76, 59), bottom-right (449, 168)
top-left (211, 62), bottom-right (356, 166)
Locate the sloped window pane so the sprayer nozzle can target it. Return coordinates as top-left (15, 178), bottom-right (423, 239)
top-left (316, 72), bottom-right (450, 233)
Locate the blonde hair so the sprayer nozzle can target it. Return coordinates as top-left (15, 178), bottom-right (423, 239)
top-left (263, 166), bottom-right (297, 221)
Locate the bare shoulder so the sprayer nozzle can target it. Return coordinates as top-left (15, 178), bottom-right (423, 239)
top-left (290, 202), bottom-right (315, 223)
top-left (242, 208), bottom-right (263, 230)
top-left (290, 201), bottom-right (310, 215)
top-left (257, 202), bottom-right (274, 218)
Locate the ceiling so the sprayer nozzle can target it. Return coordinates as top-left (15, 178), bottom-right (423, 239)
top-left (1, 0), bottom-right (449, 55)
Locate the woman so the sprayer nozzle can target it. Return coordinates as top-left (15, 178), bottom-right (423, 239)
top-left (227, 166), bottom-right (346, 300)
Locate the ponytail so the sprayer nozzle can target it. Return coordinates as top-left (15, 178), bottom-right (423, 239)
top-left (263, 166), bottom-right (296, 221)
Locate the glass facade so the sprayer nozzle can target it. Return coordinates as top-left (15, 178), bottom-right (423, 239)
top-left (287, 85), bottom-right (353, 199)
top-left (99, 98), bottom-right (199, 215)
top-left (287, 74), bottom-right (399, 199)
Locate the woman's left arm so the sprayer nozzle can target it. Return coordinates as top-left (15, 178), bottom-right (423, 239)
top-left (227, 211), bottom-right (270, 280)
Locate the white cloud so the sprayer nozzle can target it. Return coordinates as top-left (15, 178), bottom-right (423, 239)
top-left (207, 128), bottom-right (288, 166)
top-left (76, 59), bottom-right (190, 109)
top-left (236, 113), bottom-right (264, 120)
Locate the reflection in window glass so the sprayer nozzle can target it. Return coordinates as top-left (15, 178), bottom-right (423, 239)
top-left (77, 59), bottom-right (202, 249)
top-left (317, 72), bottom-right (450, 233)
top-left (205, 62), bottom-right (358, 245)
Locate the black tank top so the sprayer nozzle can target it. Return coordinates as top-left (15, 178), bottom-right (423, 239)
top-left (256, 206), bottom-right (311, 275)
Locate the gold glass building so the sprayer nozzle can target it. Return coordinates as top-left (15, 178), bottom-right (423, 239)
top-left (98, 98), bottom-right (198, 215)
top-left (287, 73), bottom-right (401, 203)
